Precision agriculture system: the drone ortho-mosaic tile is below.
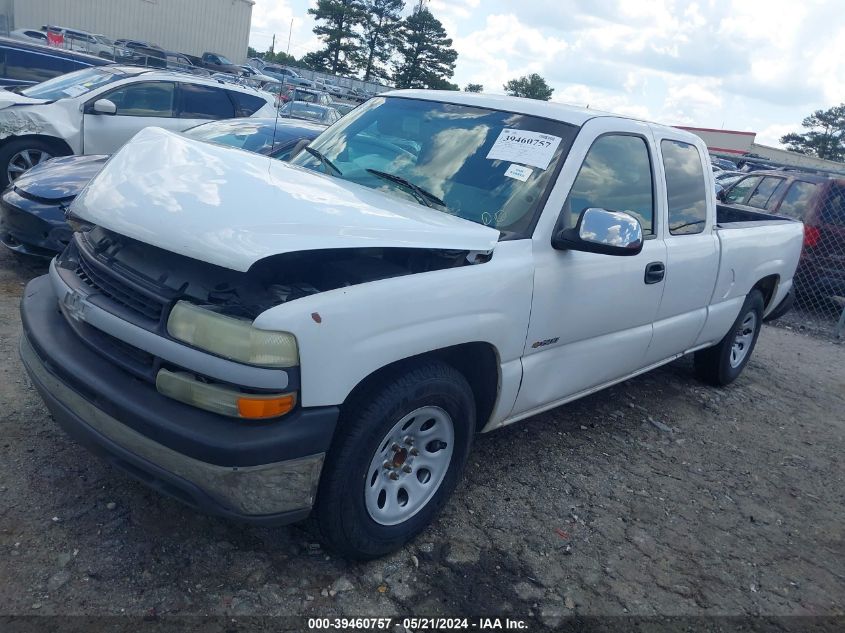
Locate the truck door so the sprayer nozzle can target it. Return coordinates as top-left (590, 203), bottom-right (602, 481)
top-left (642, 133), bottom-right (719, 364)
top-left (511, 117), bottom-right (666, 418)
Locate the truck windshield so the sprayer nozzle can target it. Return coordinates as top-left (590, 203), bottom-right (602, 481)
top-left (21, 67), bottom-right (124, 100)
top-left (289, 96), bottom-right (579, 236)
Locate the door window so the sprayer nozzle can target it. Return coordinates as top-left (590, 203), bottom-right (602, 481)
top-left (747, 176), bottom-right (784, 209)
top-left (724, 175), bottom-right (761, 204)
top-left (777, 181), bottom-right (819, 220)
top-left (565, 134), bottom-right (654, 233)
top-left (178, 83), bottom-right (235, 119)
top-left (103, 81), bottom-right (176, 117)
top-left (661, 139), bottom-right (708, 235)
top-left (4, 48), bottom-right (82, 84)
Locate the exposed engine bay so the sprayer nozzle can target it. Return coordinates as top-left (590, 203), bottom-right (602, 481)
top-left (63, 226), bottom-right (488, 319)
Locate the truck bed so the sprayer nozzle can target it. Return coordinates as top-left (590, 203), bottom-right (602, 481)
top-left (716, 204), bottom-right (797, 229)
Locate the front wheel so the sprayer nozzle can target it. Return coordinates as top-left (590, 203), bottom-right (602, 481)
top-left (694, 289), bottom-right (764, 386)
top-left (315, 360), bottom-right (475, 559)
top-left (0, 138), bottom-right (65, 189)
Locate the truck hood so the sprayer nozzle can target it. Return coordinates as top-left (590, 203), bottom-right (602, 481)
top-left (71, 127), bottom-right (500, 272)
top-left (14, 154), bottom-right (108, 202)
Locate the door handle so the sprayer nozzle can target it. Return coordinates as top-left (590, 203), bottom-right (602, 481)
top-left (644, 261), bottom-right (665, 284)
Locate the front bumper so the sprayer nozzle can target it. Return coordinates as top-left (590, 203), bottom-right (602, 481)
top-left (0, 188), bottom-right (72, 258)
top-left (20, 275), bottom-right (339, 524)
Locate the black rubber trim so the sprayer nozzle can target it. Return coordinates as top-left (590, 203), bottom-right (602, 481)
top-left (20, 274), bottom-right (338, 467)
top-left (763, 289), bottom-right (794, 322)
top-left (21, 348), bottom-right (309, 527)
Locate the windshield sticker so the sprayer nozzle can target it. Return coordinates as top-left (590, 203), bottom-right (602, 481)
top-left (504, 163), bottom-right (533, 182)
top-left (487, 129), bottom-right (562, 170)
top-left (62, 85), bottom-right (88, 97)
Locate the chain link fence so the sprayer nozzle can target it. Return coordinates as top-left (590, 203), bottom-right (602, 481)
top-left (775, 177), bottom-right (845, 339)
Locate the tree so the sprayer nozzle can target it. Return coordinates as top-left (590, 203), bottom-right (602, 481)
top-left (247, 46), bottom-right (259, 59)
top-left (393, 7), bottom-right (458, 89)
top-left (464, 83), bottom-right (483, 93)
top-left (503, 73), bottom-right (554, 101)
top-left (780, 104), bottom-right (845, 161)
top-left (358, 0), bottom-right (404, 81)
top-left (307, 0), bottom-right (364, 75)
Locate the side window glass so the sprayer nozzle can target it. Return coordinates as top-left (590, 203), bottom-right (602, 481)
top-left (104, 82), bottom-right (176, 117)
top-left (564, 134), bottom-right (654, 234)
top-left (179, 84), bottom-right (235, 119)
top-left (725, 175), bottom-right (761, 204)
top-left (5, 49), bottom-right (77, 83)
top-left (778, 181), bottom-right (818, 220)
top-left (661, 139), bottom-right (708, 235)
top-left (747, 176), bottom-right (783, 208)
top-left (228, 90), bottom-right (265, 116)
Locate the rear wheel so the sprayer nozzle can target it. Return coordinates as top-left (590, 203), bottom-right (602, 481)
top-left (315, 360), bottom-right (475, 559)
top-left (694, 290), bottom-right (764, 386)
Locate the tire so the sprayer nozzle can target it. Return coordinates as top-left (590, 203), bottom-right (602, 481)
top-left (694, 289), bottom-right (764, 386)
top-left (0, 138), bottom-right (67, 189)
top-left (315, 360), bottom-right (475, 559)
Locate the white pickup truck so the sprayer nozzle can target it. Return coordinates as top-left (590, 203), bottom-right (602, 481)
top-left (20, 91), bottom-right (803, 559)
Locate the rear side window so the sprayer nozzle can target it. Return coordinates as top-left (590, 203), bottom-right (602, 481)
top-left (747, 176), bottom-right (784, 209)
top-left (661, 140), bottom-right (708, 235)
top-left (778, 181), bottom-right (819, 220)
top-left (725, 175), bottom-right (761, 204)
top-left (3, 47), bottom-right (83, 84)
top-left (105, 81), bottom-right (176, 117)
top-left (228, 90), bottom-right (266, 116)
top-left (820, 185), bottom-right (845, 226)
top-left (179, 83), bottom-right (235, 119)
top-left (565, 134), bottom-right (654, 234)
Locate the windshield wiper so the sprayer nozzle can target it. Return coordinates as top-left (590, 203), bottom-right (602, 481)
top-left (366, 169), bottom-right (445, 209)
top-left (303, 146), bottom-right (342, 176)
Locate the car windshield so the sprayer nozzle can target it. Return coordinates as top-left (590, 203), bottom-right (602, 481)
top-left (185, 119), bottom-right (278, 154)
top-left (21, 67), bottom-right (124, 100)
top-left (216, 54), bottom-right (233, 65)
top-left (94, 34), bottom-right (113, 45)
top-left (289, 96), bottom-right (578, 236)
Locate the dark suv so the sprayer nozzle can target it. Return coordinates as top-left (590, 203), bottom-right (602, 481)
top-left (0, 37), bottom-right (112, 88)
top-left (719, 170), bottom-right (845, 301)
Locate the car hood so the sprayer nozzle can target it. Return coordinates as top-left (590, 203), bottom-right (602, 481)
top-left (14, 154), bottom-right (109, 202)
top-left (0, 90), bottom-right (49, 109)
top-left (71, 127), bottom-right (500, 272)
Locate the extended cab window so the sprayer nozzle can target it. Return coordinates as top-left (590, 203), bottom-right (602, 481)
top-left (104, 81), bottom-right (176, 117)
top-left (565, 135), bottom-right (654, 233)
top-left (661, 139), bottom-right (707, 235)
top-left (747, 176), bottom-right (784, 209)
top-left (725, 175), bottom-right (761, 204)
top-left (778, 181), bottom-right (818, 219)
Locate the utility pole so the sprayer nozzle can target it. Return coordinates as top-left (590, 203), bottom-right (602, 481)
top-left (286, 18), bottom-right (293, 56)
top-left (270, 33), bottom-right (275, 55)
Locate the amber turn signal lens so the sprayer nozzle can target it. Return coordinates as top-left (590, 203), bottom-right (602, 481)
top-left (237, 394), bottom-right (297, 419)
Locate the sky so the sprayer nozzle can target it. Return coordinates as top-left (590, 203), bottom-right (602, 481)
top-left (248, 0), bottom-right (845, 147)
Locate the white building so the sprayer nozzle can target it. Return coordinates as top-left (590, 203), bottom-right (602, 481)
top-left (2, 0), bottom-right (254, 63)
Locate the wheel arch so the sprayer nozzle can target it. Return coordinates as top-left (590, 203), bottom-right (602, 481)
top-left (340, 341), bottom-right (501, 434)
top-left (752, 274), bottom-right (780, 311)
top-left (0, 134), bottom-right (74, 157)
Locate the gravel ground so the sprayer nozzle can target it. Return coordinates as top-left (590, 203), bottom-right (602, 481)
top-left (1, 247), bottom-right (843, 629)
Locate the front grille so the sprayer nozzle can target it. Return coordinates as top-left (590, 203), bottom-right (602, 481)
top-left (76, 250), bottom-right (166, 323)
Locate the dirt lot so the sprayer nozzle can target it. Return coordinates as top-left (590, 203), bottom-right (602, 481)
top-left (1, 246), bottom-right (843, 628)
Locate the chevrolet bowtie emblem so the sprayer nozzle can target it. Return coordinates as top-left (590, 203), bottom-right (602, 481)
top-left (62, 289), bottom-right (87, 322)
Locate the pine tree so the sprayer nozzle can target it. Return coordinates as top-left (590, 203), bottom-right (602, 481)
top-left (780, 104), bottom-right (845, 161)
top-left (307, 0), bottom-right (364, 75)
top-left (358, 0), bottom-right (404, 81)
top-left (393, 7), bottom-right (458, 89)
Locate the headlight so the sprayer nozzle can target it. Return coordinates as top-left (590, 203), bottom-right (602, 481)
top-left (167, 301), bottom-right (298, 367)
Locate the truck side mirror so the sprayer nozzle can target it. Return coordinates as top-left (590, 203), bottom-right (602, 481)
top-left (92, 99), bottom-right (117, 115)
top-left (552, 207), bottom-right (644, 256)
